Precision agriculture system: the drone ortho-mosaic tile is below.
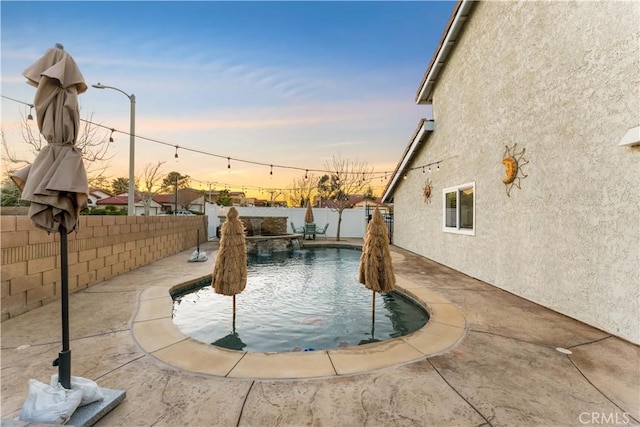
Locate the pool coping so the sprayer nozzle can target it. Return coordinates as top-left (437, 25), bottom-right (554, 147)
top-left (131, 244), bottom-right (468, 380)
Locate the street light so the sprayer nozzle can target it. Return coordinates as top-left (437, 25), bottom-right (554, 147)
top-left (92, 83), bottom-right (136, 216)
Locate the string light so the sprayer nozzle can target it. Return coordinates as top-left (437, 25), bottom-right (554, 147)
top-left (422, 166), bottom-right (425, 174)
top-left (1, 95), bottom-right (443, 189)
top-left (304, 170), bottom-right (308, 180)
top-left (27, 104), bottom-right (34, 121)
top-left (174, 146), bottom-right (179, 161)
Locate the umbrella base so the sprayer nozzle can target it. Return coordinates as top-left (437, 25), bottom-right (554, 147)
top-left (68, 388), bottom-right (126, 427)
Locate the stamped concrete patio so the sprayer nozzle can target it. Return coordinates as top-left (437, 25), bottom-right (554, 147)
top-left (1, 239), bottom-right (638, 426)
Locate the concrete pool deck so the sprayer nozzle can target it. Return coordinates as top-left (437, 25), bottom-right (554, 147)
top-left (1, 239), bottom-right (638, 426)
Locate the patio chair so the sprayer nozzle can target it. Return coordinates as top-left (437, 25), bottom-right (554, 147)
top-left (291, 222), bottom-right (304, 234)
top-left (315, 223), bottom-right (329, 239)
top-left (304, 223), bottom-right (316, 240)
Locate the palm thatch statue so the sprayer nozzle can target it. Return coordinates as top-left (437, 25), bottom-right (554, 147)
top-left (358, 207), bottom-right (395, 329)
top-left (359, 207), bottom-right (395, 293)
top-left (212, 207), bottom-right (247, 315)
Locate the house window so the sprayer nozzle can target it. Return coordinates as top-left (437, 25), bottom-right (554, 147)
top-left (443, 182), bottom-right (475, 235)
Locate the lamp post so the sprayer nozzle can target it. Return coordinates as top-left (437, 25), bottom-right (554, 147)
top-left (92, 83), bottom-right (136, 216)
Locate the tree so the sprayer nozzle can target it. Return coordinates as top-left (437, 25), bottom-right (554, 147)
top-left (319, 156), bottom-right (374, 241)
top-left (1, 180), bottom-right (27, 207)
top-left (138, 161), bottom-right (166, 216)
top-left (88, 174), bottom-right (111, 193)
top-left (363, 186), bottom-right (377, 201)
top-left (216, 189), bottom-right (232, 206)
top-left (111, 177), bottom-right (129, 195)
top-left (162, 172), bottom-right (190, 211)
top-left (266, 189), bottom-right (284, 207)
top-left (285, 173), bottom-right (317, 208)
top-left (2, 111), bottom-right (114, 183)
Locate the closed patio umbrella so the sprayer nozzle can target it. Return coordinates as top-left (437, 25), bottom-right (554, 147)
top-left (212, 207), bottom-right (247, 317)
top-left (304, 200), bottom-right (314, 223)
top-left (11, 44), bottom-right (89, 390)
top-left (358, 207), bottom-right (395, 327)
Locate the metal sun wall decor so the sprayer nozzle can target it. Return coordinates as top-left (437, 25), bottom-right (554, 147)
top-left (423, 178), bottom-right (433, 203)
top-left (502, 143), bottom-right (529, 196)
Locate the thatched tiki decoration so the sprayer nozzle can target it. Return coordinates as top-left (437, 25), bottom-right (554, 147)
top-left (212, 207), bottom-right (247, 314)
top-left (359, 207), bottom-right (396, 293)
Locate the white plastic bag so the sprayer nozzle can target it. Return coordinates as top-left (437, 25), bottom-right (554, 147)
top-left (18, 379), bottom-right (82, 424)
top-left (51, 374), bottom-right (104, 407)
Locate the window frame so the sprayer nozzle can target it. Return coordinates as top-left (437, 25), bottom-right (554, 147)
top-left (442, 182), bottom-right (475, 236)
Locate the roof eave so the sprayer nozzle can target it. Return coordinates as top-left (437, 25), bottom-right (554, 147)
top-left (381, 119), bottom-right (434, 203)
top-left (415, 0), bottom-right (477, 104)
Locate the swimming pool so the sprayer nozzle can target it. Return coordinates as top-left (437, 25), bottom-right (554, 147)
top-left (172, 247), bottom-right (429, 352)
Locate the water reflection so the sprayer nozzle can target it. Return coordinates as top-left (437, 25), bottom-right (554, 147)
top-left (212, 331), bottom-right (246, 351)
top-left (173, 248), bottom-right (429, 352)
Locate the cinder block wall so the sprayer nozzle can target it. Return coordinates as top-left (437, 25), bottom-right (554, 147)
top-left (0, 215), bottom-right (208, 321)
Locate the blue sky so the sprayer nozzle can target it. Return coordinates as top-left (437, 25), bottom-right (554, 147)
top-left (1, 1), bottom-right (454, 196)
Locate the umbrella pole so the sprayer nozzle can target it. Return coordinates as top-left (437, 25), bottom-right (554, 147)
top-left (233, 294), bottom-right (236, 315)
top-left (56, 225), bottom-right (71, 389)
top-left (371, 291), bottom-right (376, 329)
top-left (232, 309), bottom-right (236, 332)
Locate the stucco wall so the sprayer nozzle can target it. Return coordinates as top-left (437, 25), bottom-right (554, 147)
top-left (393, 1), bottom-right (639, 343)
top-left (0, 215), bottom-right (208, 321)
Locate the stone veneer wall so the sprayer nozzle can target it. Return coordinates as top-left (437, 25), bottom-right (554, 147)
top-left (0, 215), bottom-right (208, 321)
top-left (221, 216), bottom-right (287, 236)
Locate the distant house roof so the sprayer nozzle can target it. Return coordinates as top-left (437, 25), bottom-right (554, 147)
top-left (96, 195), bottom-right (141, 205)
top-left (88, 188), bottom-right (112, 200)
top-left (154, 188), bottom-right (206, 206)
top-left (153, 194), bottom-right (174, 204)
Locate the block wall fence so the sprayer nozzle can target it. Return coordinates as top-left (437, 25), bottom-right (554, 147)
top-left (0, 215), bottom-right (208, 321)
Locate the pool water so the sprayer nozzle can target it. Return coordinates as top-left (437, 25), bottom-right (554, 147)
top-left (172, 247), bottom-right (429, 352)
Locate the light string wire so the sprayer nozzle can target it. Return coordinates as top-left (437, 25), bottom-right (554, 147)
top-left (1, 94), bottom-right (442, 193)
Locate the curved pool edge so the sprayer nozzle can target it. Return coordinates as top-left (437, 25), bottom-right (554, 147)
top-left (131, 244), bottom-right (467, 380)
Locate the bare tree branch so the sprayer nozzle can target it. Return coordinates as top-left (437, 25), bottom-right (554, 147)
top-left (321, 155), bottom-right (374, 241)
top-left (138, 161), bottom-right (166, 215)
top-left (285, 173), bottom-right (317, 207)
top-left (2, 110), bottom-right (114, 183)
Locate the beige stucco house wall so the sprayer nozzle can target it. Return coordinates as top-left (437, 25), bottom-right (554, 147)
top-left (386, 1), bottom-right (639, 343)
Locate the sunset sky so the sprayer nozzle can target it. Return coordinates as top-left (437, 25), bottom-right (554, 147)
top-left (1, 1), bottom-right (454, 198)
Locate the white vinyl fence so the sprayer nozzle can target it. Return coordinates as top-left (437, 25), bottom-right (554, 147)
top-left (203, 204), bottom-right (369, 240)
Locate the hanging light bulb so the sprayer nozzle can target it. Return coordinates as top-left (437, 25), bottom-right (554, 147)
top-left (304, 170), bottom-right (308, 180)
top-left (437, 162), bottom-right (440, 171)
top-left (109, 128), bottom-right (115, 143)
top-left (270, 165), bottom-right (273, 176)
top-left (174, 146), bottom-right (179, 161)
top-left (428, 165), bottom-right (431, 172)
top-left (403, 174), bottom-right (407, 180)
top-left (422, 166), bottom-right (425, 174)
top-left (27, 104), bottom-right (34, 121)
top-left (227, 157), bottom-right (231, 169)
